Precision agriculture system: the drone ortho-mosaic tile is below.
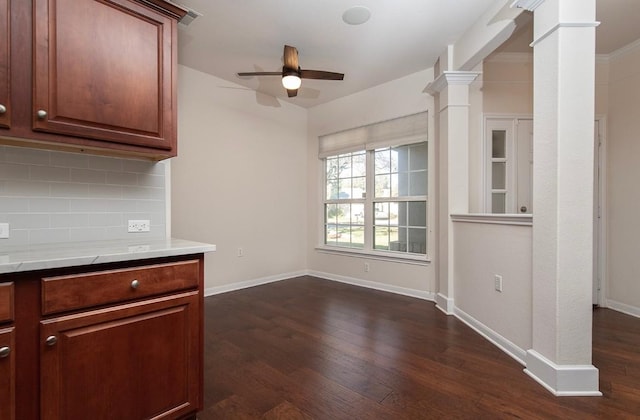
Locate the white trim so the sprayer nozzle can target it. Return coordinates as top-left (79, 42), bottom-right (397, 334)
top-left (603, 299), bottom-right (640, 319)
top-left (165, 160), bottom-right (172, 238)
top-left (453, 307), bottom-right (526, 365)
top-left (308, 270), bottom-right (435, 301)
top-left (315, 245), bottom-right (430, 265)
top-left (510, 0), bottom-right (544, 11)
top-left (530, 22), bottom-right (600, 48)
top-left (451, 213), bottom-right (532, 226)
top-left (425, 71), bottom-right (481, 95)
top-left (435, 293), bottom-right (454, 315)
top-left (594, 117), bottom-right (607, 307)
top-left (607, 37), bottom-right (640, 61)
top-left (524, 350), bottom-right (601, 396)
top-left (203, 270), bottom-right (307, 296)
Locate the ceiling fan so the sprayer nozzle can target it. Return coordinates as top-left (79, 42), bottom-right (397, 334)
top-left (237, 45), bottom-right (344, 98)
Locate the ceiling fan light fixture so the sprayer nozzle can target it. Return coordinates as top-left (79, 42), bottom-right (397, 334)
top-left (282, 72), bottom-right (302, 90)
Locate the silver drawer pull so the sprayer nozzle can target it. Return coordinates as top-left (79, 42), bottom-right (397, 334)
top-left (45, 335), bottom-right (57, 347)
top-left (37, 109), bottom-right (47, 119)
top-left (0, 104), bottom-right (6, 114)
top-left (131, 279), bottom-right (140, 289)
top-left (0, 346), bottom-right (10, 358)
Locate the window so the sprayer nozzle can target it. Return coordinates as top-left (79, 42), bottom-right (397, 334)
top-left (320, 112), bottom-right (428, 258)
top-left (485, 118), bottom-right (533, 214)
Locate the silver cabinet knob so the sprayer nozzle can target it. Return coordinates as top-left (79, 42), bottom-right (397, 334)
top-left (0, 104), bottom-right (6, 114)
top-left (131, 279), bottom-right (140, 289)
top-left (45, 335), bottom-right (58, 346)
top-left (37, 109), bottom-right (47, 119)
top-left (0, 346), bottom-right (10, 358)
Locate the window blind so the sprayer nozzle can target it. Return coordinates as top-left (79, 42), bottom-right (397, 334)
top-left (318, 111), bottom-right (428, 158)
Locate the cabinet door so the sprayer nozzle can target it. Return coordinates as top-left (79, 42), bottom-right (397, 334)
top-left (0, 0), bottom-right (9, 128)
top-left (33, 0), bottom-right (176, 151)
top-left (40, 291), bottom-right (201, 420)
top-left (0, 327), bottom-right (15, 420)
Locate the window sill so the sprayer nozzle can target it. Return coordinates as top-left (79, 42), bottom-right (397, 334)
top-left (315, 245), bottom-right (430, 265)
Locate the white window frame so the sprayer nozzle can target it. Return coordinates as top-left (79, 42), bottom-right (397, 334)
top-left (316, 112), bottom-right (431, 263)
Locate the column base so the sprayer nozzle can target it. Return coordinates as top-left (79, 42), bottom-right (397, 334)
top-left (435, 293), bottom-right (454, 315)
top-left (524, 350), bottom-right (601, 396)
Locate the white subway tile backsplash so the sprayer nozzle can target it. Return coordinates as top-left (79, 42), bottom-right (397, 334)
top-left (5, 147), bottom-right (50, 165)
top-left (0, 163), bottom-right (30, 179)
top-left (30, 165), bottom-right (70, 182)
top-left (3, 180), bottom-right (50, 196)
top-left (88, 184), bottom-right (124, 199)
top-left (0, 197), bottom-right (29, 212)
top-left (88, 155), bottom-right (124, 171)
top-left (70, 168), bottom-right (107, 184)
top-left (50, 213), bottom-right (89, 228)
top-left (138, 174), bottom-right (164, 187)
top-left (29, 228), bottom-right (70, 245)
top-left (88, 213), bottom-right (122, 227)
top-left (29, 198), bottom-right (70, 213)
top-left (106, 171), bottom-right (139, 186)
top-left (50, 183), bottom-right (89, 198)
top-left (50, 151), bottom-right (89, 169)
top-left (6, 213), bottom-right (50, 229)
top-left (0, 146), bottom-right (166, 250)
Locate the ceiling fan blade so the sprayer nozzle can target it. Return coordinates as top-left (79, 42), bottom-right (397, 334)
top-left (287, 89), bottom-right (298, 98)
top-left (300, 69), bottom-right (344, 80)
top-left (237, 72), bottom-right (282, 77)
top-left (284, 45), bottom-right (299, 70)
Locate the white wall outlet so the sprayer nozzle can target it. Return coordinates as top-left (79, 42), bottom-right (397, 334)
top-left (127, 220), bottom-right (150, 233)
top-left (237, 247), bottom-right (243, 257)
top-left (0, 223), bottom-right (8, 239)
top-left (495, 274), bottom-right (503, 292)
top-left (364, 262), bottom-right (370, 272)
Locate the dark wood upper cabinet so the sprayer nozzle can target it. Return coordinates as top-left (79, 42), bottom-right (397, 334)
top-left (0, 0), bottom-right (9, 129)
top-left (1, 0), bottom-right (186, 160)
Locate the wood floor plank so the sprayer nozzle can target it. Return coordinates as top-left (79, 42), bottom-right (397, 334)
top-left (201, 276), bottom-right (640, 419)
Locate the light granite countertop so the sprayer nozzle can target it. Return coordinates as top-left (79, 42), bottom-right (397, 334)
top-left (0, 238), bottom-right (216, 274)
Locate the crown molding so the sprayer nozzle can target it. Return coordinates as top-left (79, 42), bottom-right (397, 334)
top-left (425, 71), bottom-right (481, 95)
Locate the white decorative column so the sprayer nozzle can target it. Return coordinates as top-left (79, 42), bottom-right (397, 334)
top-left (427, 71), bottom-right (479, 314)
top-left (518, 0), bottom-right (601, 395)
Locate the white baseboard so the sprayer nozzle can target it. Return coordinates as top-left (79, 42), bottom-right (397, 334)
top-left (308, 270), bottom-right (435, 301)
top-left (602, 298), bottom-right (640, 319)
top-left (203, 270), bottom-right (307, 297)
top-left (524, 350), bottom-right (602, 396)
top-left (435, 293), bottom-right (454, 315)
top-left (453, 307), bottom-right (526, 365)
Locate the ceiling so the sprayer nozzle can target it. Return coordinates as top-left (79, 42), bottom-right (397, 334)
top-left (176, 0), bottom-right (640, 109)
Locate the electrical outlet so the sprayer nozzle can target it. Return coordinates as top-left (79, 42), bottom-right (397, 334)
top-left (237, 247), bottom-right (243, 257)
top-left (0, 223), bottom-right (8, 239)
top-left (128, 220), bottom-right (150, 233)
top-left (494, 274), bottom-right (503, 292)
top-left (364, 262), bottom-right (370, 272)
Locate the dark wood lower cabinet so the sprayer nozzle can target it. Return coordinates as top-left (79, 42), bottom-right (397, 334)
top-left (5, 254), bottom-right (205, 420)
top-left (0, 327), bottom-right (15, 420)
top-left (40, 292), bottom-right (200, 419)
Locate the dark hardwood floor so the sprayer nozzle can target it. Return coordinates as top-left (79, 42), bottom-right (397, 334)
top-left (199, 276), bottom-right (640, 419)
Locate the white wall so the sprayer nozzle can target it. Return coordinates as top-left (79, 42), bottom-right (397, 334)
top-left (453, 219), bottom-right (532, 360)
top-left (605, 41), bottom-right (640, 314)
top-left (172, 65), bottom-right (308, 290)
top-left (306, 69), bottom-right (437, 295)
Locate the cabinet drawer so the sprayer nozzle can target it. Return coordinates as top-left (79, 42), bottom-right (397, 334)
top-left (0, 283), bottom-right (13, 323)
top-left (42, 260), bottom-right (200, 315)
